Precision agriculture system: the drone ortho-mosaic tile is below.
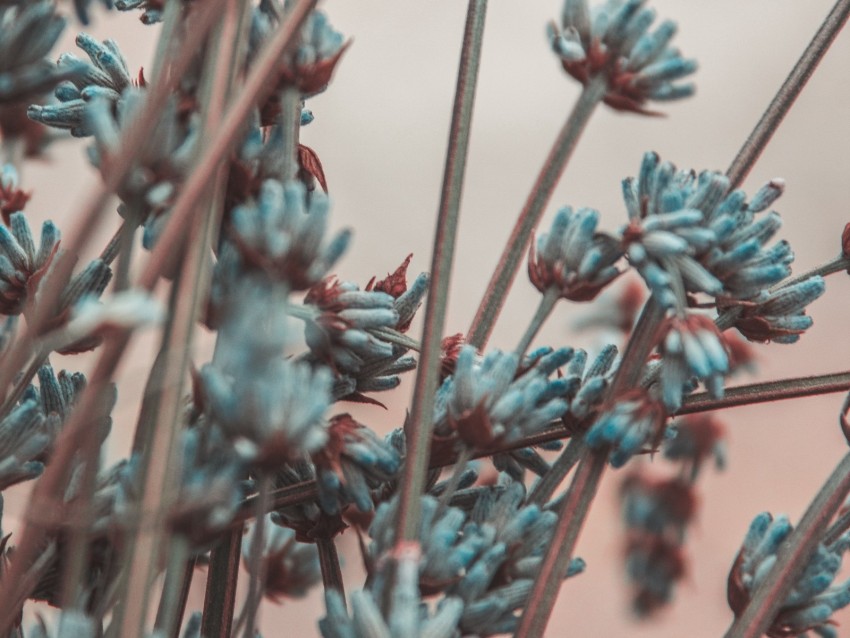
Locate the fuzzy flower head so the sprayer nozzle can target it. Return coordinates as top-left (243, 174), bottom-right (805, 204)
top-left (0, 1), bottom-right (74, 104)
top-left (663, 414), bottom-right (726, 482)
top-left (302, 277), bottom-right (400, 374)
top-left (0, 211), bottom-right (59, 316)
top-left (728, 513), bottom-right (850, 638)
top-left (28, 33), bottom-right (132, 137)
top-left (657, 313), bottom-right (729, 412)
top-left (724, 276), bottom-right (826, 345)
top-left (585, 388), bottom-right (666, 467)
top-left (549, 0), bottom-right (697, 114)
top-left (528, 206), bottom-right (623, 301)
top-left (242, 515), bottom-right (322, 602)
top-left (434, 345), bottom-right (573, 449)
top-left (227, 180), bottom-right (350, 291)
top-left (312, 414), bottom-right (401, 515)
top-left (621, 153), bottom-right (795, 310)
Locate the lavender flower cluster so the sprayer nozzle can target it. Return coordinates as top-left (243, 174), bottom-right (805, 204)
top-left (0, 0), bottom-right (843, 636)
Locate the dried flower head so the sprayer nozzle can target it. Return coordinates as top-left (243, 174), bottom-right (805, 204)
top-left (434, 345), bottom-right (573, 449)
top-left (728, 513), bottom-right (850, 638)
top-left (0, 211), bottom-right (59, 316)
top-left (528, 206), bottom-right (623, 301)
top-left (585, 389), bottom-right (666, 467)
top-left (0, 165), bottom-right (30, 224)
top-left (664, 414), bottom-right (726, 481)
top-left (549, 0), bottom-right (697, 114)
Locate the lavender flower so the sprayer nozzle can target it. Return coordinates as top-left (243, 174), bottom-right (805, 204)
top-left (657, 313), bottom-right (729, 412)
top-left (312, 414), bottom-right (401, 514)
top-left (433, 345), bottom-right (573, 449)
top-left (528, 206), bottom-right (623, 301)
top-left (730, 276), bottom-right (826, 344)
top-left (0, 1), bottom-right (75, 104)
top-left (301, 278), bottom-right (399, 374)
top-left (114, 0), bottom-right (167, 25)
top-left (320, 543), bottom-right (464, 638)
top-left (227, 180), bottom-right (351, 291)
top-left (585, 389), bottom-right (666, 467)
top-left (549, 0), bottom-right (697, 114)
top-left (0, 211), bottom-right (59, 315)
top-left (0, 398), bottom-right (58, 490)
top-left (242, 515), bottom-right (322, 601)
top-left (728, 513), bottom-right (850, 638)
top-left (28, 33), bottom-right (132, 136)
top-left (620, 153), bottom-right (807, 316)
top-left (565, 343), bottom-right (619, 419)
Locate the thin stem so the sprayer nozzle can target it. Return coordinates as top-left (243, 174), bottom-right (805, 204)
top-left (280, 86), bottom-right (301, 181)
top-left (435, 447), bottom-right (474, 515)
top-left (201, 531), bottom-right (242, 638)
top-left (394, 0), bottom-right (488, 544)
top-left (528, 436), bottom-right (585, 506)
top-left (724, 452), bottom-right (850, 638)
top-left (317, 534), bottom-right (345, 595)
top-left (823, 507), bottom-right (850, 546)
top-left (609, 296), bottom-right (665, 396)
top-left (242, 477), bottom-right (271, 638)
top-left (677, 370), bottom-right (850, 414)
top-left (725, 0), bottom-right (850, 189)
top-left (153, 535), bottom-right (191, 637)
top-left (466, 75), bottom-right (607, 350)
top-left (515, 287), bottom-right (559, 358)
top-left (515, 450), bottom-right (607, 637)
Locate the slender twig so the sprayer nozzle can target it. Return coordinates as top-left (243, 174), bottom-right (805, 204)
top-left (153, 536), bottom-right (191, 637)
top-left (233, 369), bottom-right (850, 520)
top-left (515, 451), bottom-right (607, 637)
top-left (394, 0), bottom-right (488, 544)
top-left (823, 507), bottom-right (850, 546)
top-left (725, 0), bottom-right (850, 189)
top-left (515, 287), bottom-right (559, 359)
top-left (242, 477), bottom-right (271, 638)
top-left (317, 533), bottom-right (345, 595)
top-left (466, 75), bottom-right (607, 350)
top-left (724, 452), bottom-right (850, 638)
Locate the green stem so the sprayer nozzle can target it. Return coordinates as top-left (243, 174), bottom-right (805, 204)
top-left (515, 450), bottom-right (607, 637)
top-left (515, 287), bottom-right (559, 359)
top-left (393, 0), bottom-right (488, 544)
top-left (466, 75), bottom-right (607, 350)
top-left (724, 452), bottom-right (850, 638)
top-left (242, 477), bottom-right (271, 638)
top-left (317, 534), bottom-right (345, 595)
top-left (725, 0), bottom-right (850, 189)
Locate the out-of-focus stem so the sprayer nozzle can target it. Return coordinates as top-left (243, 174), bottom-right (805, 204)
top-left (726, 0), bottom-right (850, 189)
top-left (317, 534), bottom-right (345, 595)
top-left (466, 75), bottom-right (606, 350)
top-left (201, 531), bottom-right (242, 638)
top-left (394, 0), bottom-right (488, 544)
top-left (515, 287), bottom-right (559, 359)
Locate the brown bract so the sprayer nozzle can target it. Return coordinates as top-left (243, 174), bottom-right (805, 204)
top-left (366, 253), bottom-right (413, 299)
top-left (527, 240), bottom-right (617, 302)
top-left (439, 333), bottom-right (466, 381)
top-left (0, 182), bottom-right (30, 227)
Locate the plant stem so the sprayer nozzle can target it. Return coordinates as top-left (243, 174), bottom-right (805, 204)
top-left (515, 287), bottom-right (559, 358)
top-left (676, 370), bottom-right (850, 415)
top-left (724, 451), bottom-right (850, 638)
top-left (515, 450), bottom-right (607, 637)
top-left (725, 0), bottom-right (850, 189)
top-left (394, 0), bottom-right (488, 544)
top-left (528, 436), bottom-right (585, 506)
top-left (201, 531), bottom-right (242, 638)
top-left (242, 477), bottom-right (271, 638)
top-left (153, 535), bottom-right (191, 637)
top-left (317, 534), bottom-right (345, 595)
top-left (466, 75), bottom-right (607, 350)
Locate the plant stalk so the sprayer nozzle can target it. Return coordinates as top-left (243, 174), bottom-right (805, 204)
top-left (394, 0), bottom-right (488, 544)
top-left (515, 287), bottom-right (559, 358)
top-left (466, 75), bottom-right (607, 350)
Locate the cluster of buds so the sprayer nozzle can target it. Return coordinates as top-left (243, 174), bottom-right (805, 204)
top-left (728, 513), bottom-right (850, 637)
top-left (584, 389), bottom-right (666, 467)
top-left (548, 0), bottom-right (697, 114)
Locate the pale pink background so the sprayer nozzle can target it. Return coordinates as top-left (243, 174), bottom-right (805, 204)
top-left (10, 0), bottom-right (850, 635)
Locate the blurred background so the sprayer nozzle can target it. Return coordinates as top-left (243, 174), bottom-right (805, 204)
top-left (9, 0), bottom-right (850, 635)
